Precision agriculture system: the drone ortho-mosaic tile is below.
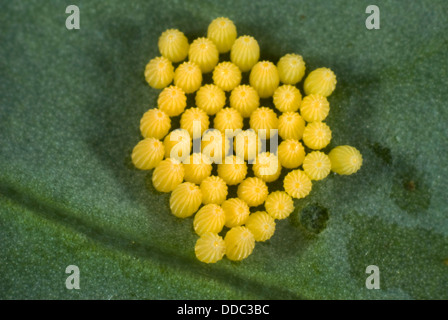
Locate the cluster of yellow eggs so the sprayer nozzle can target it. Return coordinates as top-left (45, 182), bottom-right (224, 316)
top-left (132, 17), bottom-right (363, 263)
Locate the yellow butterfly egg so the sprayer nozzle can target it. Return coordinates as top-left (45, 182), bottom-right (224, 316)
top-left (328, 145), bottom-right (363, 175)
top-left (277, 139), bottom-right (306, 169)
top-left (157, 85), bottom-right (187, 117)
top-left (245, 211), bottom-right (276, 242)
top-left (229, 85), bottom-right (260, 117)
top-left (183, 153), bottom-right (213, 185)
top-left (304, 67), bottom-right (337, 97)
top-left (273, 84), bottom-right (302, 113)
top-left (163, 129), bottom-right (191, 162)
top-left (131, 138), bottom-right (165, 170)
top-left (193, 204), bottom-right (226, 236)
top-left (278, 112), bottom-right (305, 141)
top-left (234, 129), bottom-right (262, 161)
top-left (249, 107), bottom-right (278, 139)
top-left (195, 84), bottom-right (226, 115)
top-left (188, 37), bottom-right (219, 73)
top-left (237, 177), bottom-right (268, 207)
top-left (169, 182), bottom-right (202, 218)
top-left (265, 191), bottom-right (294, 220)
top-left (224, 226), bottom-right (255, 261)
top-left (249, 61), bottom-right (280, 98)
top-left (174, 61), bottom-right (203, 94)
top-left (180, 107), bottom-right (210, 138)
top-left (253, 152), bottom-right (282, 183)
top-left (218, 155), bottom-right (247, 185)
top-left (195, 232), bottom-right (226, 263)
top-left (158, 29), bottom-right (189, 63)
top-left (140, 108), bottom-right (171, 140)
top-left (302, 122), bottom-right (332, 150)
top-left (144, 56), bottom-right (174, 89)
top-left (303, 151), bottom-right (331, 180)
top-left (213, 107), bottom-right (244, 133)
top-left (230, 35), bottom-right (260, 72)
top-left (207, 17), bottom-right (237, 54)
top-left (283, 169), bottom-right (312, 199)
top-left (152, 158), bottom-right (184, 193)
top-left (213, 61), bottom-right (242, 91)
top-left (200, 175), bottom-right (228, 205)
top-left (277, 53), bottom-right (306, 85)
top-left (222, 198), bottom-right (250, 228)
top-left (300, 94), bottom-right (330, 122)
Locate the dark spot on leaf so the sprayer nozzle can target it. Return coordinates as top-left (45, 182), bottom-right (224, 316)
top-left (369, 142), bottom-right (392, 165)
top-left (300, 15), bottom-right (306, 20)
top-left (404, 180), bottom-right (415, 191)
top-left (390, 160), bottom-right (431, 214)
top-left (290, 203), bottom-right (329, 235)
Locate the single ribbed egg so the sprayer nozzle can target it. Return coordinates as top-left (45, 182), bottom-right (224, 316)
top-left (249, 61), bottom-right (279, 98)
top-left (283, 169), bottom-right (312, 199)
top-left (174, 61), bottom-right (203, 93)
top-left (152, 158), bottom-right (184, 193)
top-left (207, 17), bottom-right (237, 54)
top-left (170, 182), bottom-right (202, 218)
top-left (193, 204), bottom-right (226, 236)
top-left (273, 84), bottom-right (302, 113)
top-left (195, 84), bottom-right (226, 115)
top-left (131, 138), bottom-right (165, 170)
top-left (188, 37), bottom-right (219, 73)
top-left (213, 61), bottom-right (242, 91)
top-left (200, 175), bottom-right (228, 205)
top-left (303, 151), bottom-right (331, 180)
top-left (213, 107), bottom-right (244, 133)
top-left (183, 153), bottom-right (213, 185)
top-left (218, 155), bottom-right (247, 185)
top-left (144, 56), bottom-right (174, 89)
top-left (303, 67), bottom-right (337, 97)
top-left (140, 108), bottom-right (171, 140)
top-left (229, 85), bottom-right (260, 117)
top-left (277, 139), bottom-right (305, 169)
top-left (245, 211), bottom-right (276, 242)
top-left (180, 107), bottom-right (209, 138)
top-left (230, 35), bottom-right (260, 72)
top-left (225, 226), bottom-right (255, 261)
top-left (195, 232), bottom-right (226, 264)
top-left (278, 112), bottom-right (305, 141)
top-left (222, 198), bottom-right (250, 228)
top-left (328, 145), bottom-right (363, 175)
top-left (265, 191), bottom-right (294, 220)
top-left (157, 85), bottom-right (187, 117)
top-left (249, 107), bottom-right (278, 139)
top-left (300, 94), bottom-right (330, 122)
top-left (277, 53), bottom-right (306, 85)
top-left (237, 177), bottom-right (268, 207)
top-left (302, 122), bottom-right (332, 150)
top-left (158, 29), bottom-right (189, 63)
